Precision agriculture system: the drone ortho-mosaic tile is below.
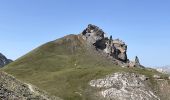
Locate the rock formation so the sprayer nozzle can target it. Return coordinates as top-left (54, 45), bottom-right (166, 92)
top-left (135, 56), bottom-right (140, 66)
top-left (89, 72), bottom-right (160, 100)
top-left (81, 24), bottom-right (139, 67)
top-left (0, 53), bottom-right (12, 68)
top-left (82, 24), bottom-right (106, 50)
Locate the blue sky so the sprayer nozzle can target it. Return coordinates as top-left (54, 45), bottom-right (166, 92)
top-left (0, 0), bottom-right (170, 67)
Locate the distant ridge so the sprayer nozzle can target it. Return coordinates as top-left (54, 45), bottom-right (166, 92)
top-left (156, 65), bottom-right (170, 74)
top-left (0, 53), bottom-right (12, 68)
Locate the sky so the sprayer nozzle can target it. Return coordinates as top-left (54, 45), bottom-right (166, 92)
top-left (0, 0), bottom-right (170, 67)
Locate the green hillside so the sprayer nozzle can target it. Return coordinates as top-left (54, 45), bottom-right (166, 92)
top-left (2, 34), bottom-right (164, 100)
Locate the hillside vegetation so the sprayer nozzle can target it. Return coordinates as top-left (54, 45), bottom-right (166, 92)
top-left (2, 34), bottom-right (166, 100)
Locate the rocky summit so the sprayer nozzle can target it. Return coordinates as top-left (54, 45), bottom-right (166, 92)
top-left (0, 53), bottom-right (12, 68)
top-left (81, 24), bottom-right (141, 67)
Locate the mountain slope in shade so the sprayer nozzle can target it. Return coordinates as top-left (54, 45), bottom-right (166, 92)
top-left (0, 53), bottom-right (12, 68)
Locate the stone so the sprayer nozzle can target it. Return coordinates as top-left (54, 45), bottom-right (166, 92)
top-left (81, 24), bottom-right (105, 44)
top-left (112, 39), bottom-right (127, 61)
top-left (135, 56), bottom-right (140, 66)
top-left (89, 72), bottom-right (160, 100)
top-left (153, 75), bottom-right (161, 79)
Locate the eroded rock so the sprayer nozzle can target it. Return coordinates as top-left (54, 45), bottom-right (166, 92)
top-left (89, 72), bottom-right (160, 100)
top-left (81, 24), bottom-right (128, 63)
top-left (82, 24), bottom-right (105, 44)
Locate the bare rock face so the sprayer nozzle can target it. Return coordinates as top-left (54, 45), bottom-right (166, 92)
top-left (135, 56), bottom-right (140, 66)
top-left (82, 24), bottom-right (105, 44)
top-left (0, 53), bottom-right (12, 68)
top-left (110, 39), bottom-right (127, 61)
top-left (89, 72), bottom-right (160, 100)
top-left (81, 24), bottom-right (128, 63)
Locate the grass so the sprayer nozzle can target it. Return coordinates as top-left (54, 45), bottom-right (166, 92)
top-left (1, 34), bottom-right (166, 100)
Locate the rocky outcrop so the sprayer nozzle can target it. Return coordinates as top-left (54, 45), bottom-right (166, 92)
top-left (81, 24), bottom-right (106, 50)
top-left (0, 53), bottom-right (12, 68)
top-left (82, 24), bottom-right (105, 45)
top-left (81, 24), bottom-right (141, 67)
top-left (127, 56), bottom-right (144, 68)
top-left (108, 38), bottom-right (127, 61)
top-left (0, 71), bottom-right (61, 100)
top-left (89, 72), bottom-right (160, 100)
top-left (135, 56), bottom-right (140, 66)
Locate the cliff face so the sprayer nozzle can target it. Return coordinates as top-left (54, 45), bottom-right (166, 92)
top-left (0, 53), bottom-right (12, 68)
top-left (81, 24), bottom-right (141, 67)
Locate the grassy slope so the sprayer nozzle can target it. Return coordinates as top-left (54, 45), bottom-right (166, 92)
top-left (2, 34), bottom-right (165, 100)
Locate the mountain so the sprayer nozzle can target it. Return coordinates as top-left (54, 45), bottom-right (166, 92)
top-left (1, 24), bottom-right (170, 100)
top-left (156, 66), bottom-right (170, 74)
top-left (0, 53), bottom-right (12, 68)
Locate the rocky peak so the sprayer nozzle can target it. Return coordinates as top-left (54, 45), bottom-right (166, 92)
top-left (82, 24), bottom-right (105, 44)
top-left (81, 24), bottom-right (139, 67)
top-left (135, 56), bottom-right (140, 66)
top-left (0, 53), bottom-right (12, 68)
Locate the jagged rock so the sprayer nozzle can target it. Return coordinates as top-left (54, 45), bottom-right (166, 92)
top-left (82, 24), bottom-right (105, 44)
top-left (135, 56), bottom-right (140, 66)
top-left (81, 24), bottom-right (128, 64)
top-left (89, 72), bottom-right (160, 100)
top-left (0, 53), bottom-right (12, 68)
top-left (111, 39), bottom-right (127, 61)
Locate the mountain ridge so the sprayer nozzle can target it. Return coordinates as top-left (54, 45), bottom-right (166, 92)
top-left (1, 24), bottom-right (170, 100)
top-left (0, 53), bottom-right (12, 68)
